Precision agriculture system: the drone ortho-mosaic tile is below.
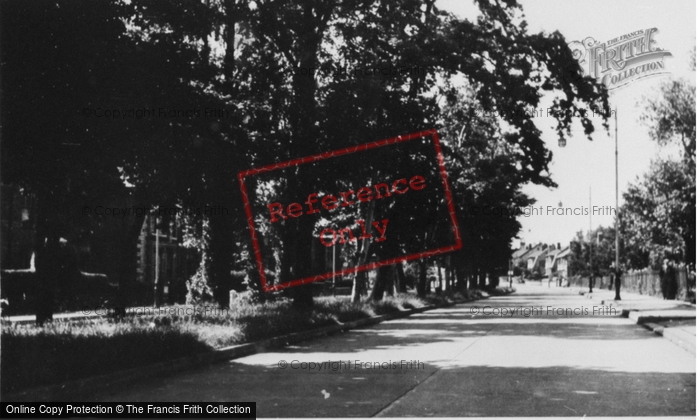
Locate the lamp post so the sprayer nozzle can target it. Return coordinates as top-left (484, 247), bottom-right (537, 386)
top-left (589, 185), bottom-right (593, 293)
top-left (153, 216), bottom-right (161, 308)
top-left (558, 109), bottom-right (621, 298)
top-left (614, 107), bottom-right (622, 300)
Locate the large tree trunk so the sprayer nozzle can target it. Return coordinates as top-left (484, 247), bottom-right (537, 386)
top-left (396, 264), bottom-right (407, 293)
top-left (369, 264), bottom-right (394, 301)
top-left (351, 201), bottom-right (376, 302)
top-left (455, 258), bottom-right (467, 291)
top-left (34, 191), bottom-right (58, 324)
top-left (207, 208), bottom-right (236, 308)
top-left (288, 208), bottom-right (316, 310)
top-left (351, 271), bottom-right (368, 303)
top-left (34, 235), bottom-right (58, 325)
top-left (115, 205), bottom-right (146, 312)
top-left (444, 256), bottom-right (452, 292)
top-left (489, 270), bottom-right (499, 289)
top-left (385, 267), bottom-right (396, 297)
top-left (286, 24), bottom-right (323, 310)
top-left (469, 271), bottom-right (478, 290)
top-left (417, 260), bottom-right (428, 298)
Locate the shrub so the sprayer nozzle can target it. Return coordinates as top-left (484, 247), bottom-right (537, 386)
top-left (186, 260), bottom-right (213, 305)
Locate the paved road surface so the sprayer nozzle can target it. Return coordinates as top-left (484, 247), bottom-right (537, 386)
top-left (95, 284), bottom-right (696, 417)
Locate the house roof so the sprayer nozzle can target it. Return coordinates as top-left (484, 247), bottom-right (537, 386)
top-left (555, 247), bottom-right (571, 259)
top-left (511, 246), bottom-right (529, 259)
top-left (518, 247), bottom-right (538, 261)
top-left (525, 244), bottom-right (548, 260)
top-left (518, 245), bottom-right (547, 268)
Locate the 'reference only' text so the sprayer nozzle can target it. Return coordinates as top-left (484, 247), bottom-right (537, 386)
top-left (267, 175), bottom-right (427, 247)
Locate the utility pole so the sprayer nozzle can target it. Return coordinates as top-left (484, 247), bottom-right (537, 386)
top-left (589, 185), bottom-right (593, 293)
top-left (322, 233), bottom-right (336, 296)
top-left (154, 217), bottom-right (160, 308)
top-left (614, 107), bottom-right (622, 300)
top-left (332, 242), bottom-right (336, 297)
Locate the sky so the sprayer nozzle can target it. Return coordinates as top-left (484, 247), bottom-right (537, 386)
top-left (436, 0), bottom-right (696, 248)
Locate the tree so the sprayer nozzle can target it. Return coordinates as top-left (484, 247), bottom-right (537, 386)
top-left (122, 0), bottom-right (259, 307)
top-left (245, 0), bottom-right (609, 305)
top-left (439, 88), bottom-right (536, 290)
top-left (620, 158), bottom-right (695, 267)
top-left (639, 79), bottom-right (696, 169)
top-left (1, 0), bottom-right (251, 319)
top-left (1, 0), bottom-right (149, 322)
top-left (625, 55), bottom-right (696, 268)
top-left (3, 0), bottom-right (611, 319)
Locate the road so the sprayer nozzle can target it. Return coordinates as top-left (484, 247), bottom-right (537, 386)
top-left (95, 283), bottom-right (696, 417)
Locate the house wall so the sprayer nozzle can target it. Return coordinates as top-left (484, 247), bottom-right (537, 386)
top-left (136, 215), bottom-right (199, 304)
top-left (557, 259), bottom-right (569, 278)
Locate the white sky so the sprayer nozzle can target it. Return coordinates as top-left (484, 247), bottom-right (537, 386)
top-left (436, 0), bottom-right (696, 248)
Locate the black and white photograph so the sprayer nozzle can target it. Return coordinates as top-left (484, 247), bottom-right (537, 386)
top-left (0, 0), bottom-right (696, 418)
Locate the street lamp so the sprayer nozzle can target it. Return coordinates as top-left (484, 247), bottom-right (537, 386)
top-left (613, 107), bottom-right (622, 301)
top-left (589, 186), bottom-right (594, 294)
top-left (558, 108), bottom-right (621, 300)
top-left (153, 216), bottom-right (161, 308)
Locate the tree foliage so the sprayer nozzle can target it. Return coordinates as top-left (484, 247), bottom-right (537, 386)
top-left (620, 59), bottom-right (696, 268)
top-left (2, 0), bottom-right (611, 316)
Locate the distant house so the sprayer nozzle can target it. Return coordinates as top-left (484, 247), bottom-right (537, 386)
top-left (525, 244), bottom-right (548, 273)
top-left (555, 246), bottom-right (572, 279)
top-left (136, 215), bottom-right (199, 304)
top-left (518, 245), bottom-right (536, 269)
top-left (1, 184), bottom-right (198, 305)
top-left (545, 244), bottom-right (563, 277)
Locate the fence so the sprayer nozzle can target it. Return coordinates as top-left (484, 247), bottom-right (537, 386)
top-left (620, 267), bottom-right (693, 301)
top-left (566, 266), bottom-right (695, 301)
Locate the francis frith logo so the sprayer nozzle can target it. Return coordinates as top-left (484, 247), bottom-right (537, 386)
top-left (568, 28), bottom-right (672, 90)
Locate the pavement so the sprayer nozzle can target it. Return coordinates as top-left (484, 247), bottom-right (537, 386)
top-left (578, 285), bottom-right (696, 355)
top-left (85, 283), bottom-right (695, 417)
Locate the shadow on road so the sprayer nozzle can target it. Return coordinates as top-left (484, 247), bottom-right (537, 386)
top-left (84, 286), bottom-right (695, 417)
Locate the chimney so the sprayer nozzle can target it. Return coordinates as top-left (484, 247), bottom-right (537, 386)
top-left (557, 243), bottom-right (561, 250)
top-left (528, 244), bottom-right (532, 250)
top-left (520, 241), bottom-right (525, 249)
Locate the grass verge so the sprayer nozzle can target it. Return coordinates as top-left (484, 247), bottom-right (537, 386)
top-left (1, 292), bottom-right (466, 395)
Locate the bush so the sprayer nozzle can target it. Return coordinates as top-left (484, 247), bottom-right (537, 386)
top-left (186, 261), bottom-right (213, 305)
